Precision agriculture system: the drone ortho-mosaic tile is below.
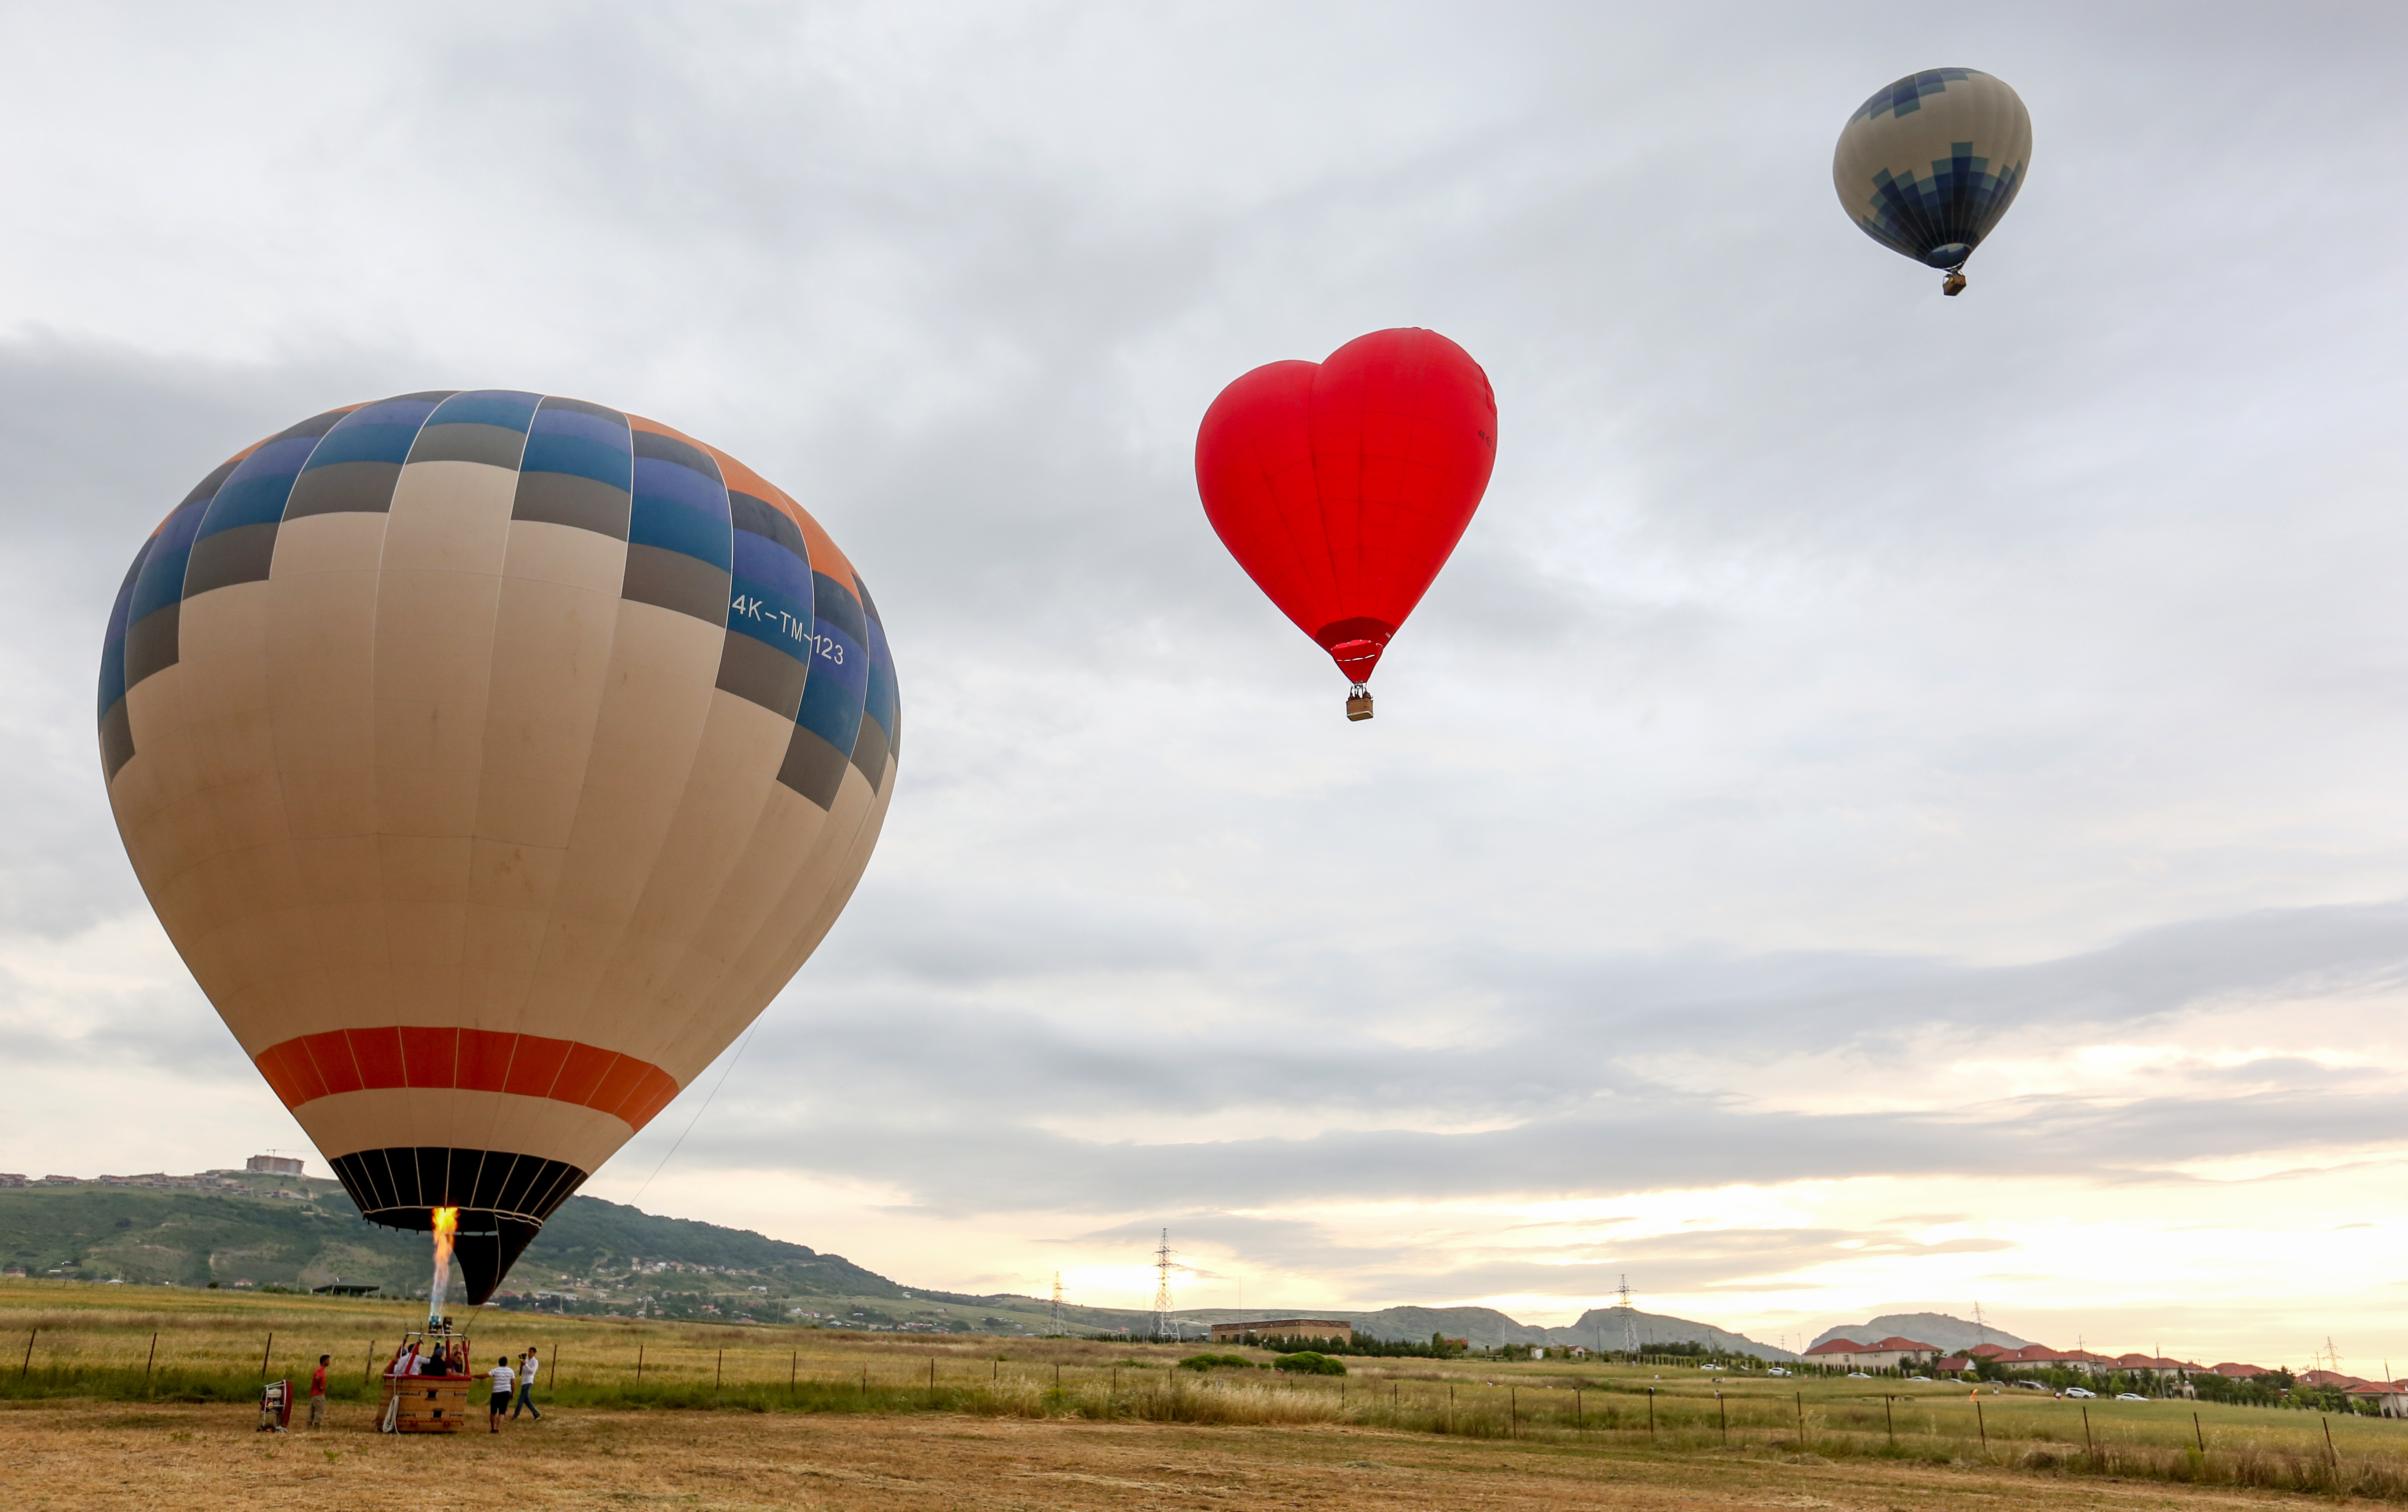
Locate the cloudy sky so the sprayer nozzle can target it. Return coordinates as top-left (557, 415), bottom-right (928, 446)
top-left (7, 2), bottom-right (2408, 1369)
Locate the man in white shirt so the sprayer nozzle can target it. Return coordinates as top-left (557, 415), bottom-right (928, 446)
top-left (487, 1357), bottom-right (515, 1432)
top-left (512, 1347), bottom-right (543, 1420)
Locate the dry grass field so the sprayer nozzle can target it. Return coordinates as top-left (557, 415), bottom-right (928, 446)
top-left (0, 1400), bottom-right (2383, 1512)
top-left (6, 1281), bottom-right (2408, 1509)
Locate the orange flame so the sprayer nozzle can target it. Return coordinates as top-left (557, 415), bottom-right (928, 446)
top-left (428, 1206), bottom-right (459, 1328)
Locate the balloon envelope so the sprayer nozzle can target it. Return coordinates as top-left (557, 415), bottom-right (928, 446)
top-left (1833, 69), bottom-right (2031, 275)
top-left (1195, 328), bottom-right (1496, 694)
top-left (98, 392), bottom-right (900, 1299)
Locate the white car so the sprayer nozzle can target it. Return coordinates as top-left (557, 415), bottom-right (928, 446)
top-left (1847, 1372), bottom-right (1873, 1379)
top-left (2064, 1387), bottom-right (2096, 1398)
top-left (1767, 1368), bottom-right (1791, 1376)
top-left (1700, 1365), bottom-right (1724, 1371)
top-left (2115, 1393), bottom-right (2147, 1401)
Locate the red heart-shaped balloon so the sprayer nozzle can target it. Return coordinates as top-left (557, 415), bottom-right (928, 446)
top-left (1195, 328), bottom-right (1496, 686)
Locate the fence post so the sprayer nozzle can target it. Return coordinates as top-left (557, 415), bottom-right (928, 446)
top-left (262, 1332), bottom-right (274, 1380)
top-left (1718, 1390), bottom-right (1727, 1444)
top-left (1648, 1386), bottom-right (1655, 1438)
top-left (636, 1344), bottom-right (644, 1384)
top-left (861, 1365), bottom-right (868, 1398)
top-left (716, 1349), bottom-right (723, 1389)
top-left (1576, 1387), bottom-right (1582, 1428)
top-left (1510, 1386), bottom-right (1517, 1436)
top-left (146, 1333), bottom-right (158, 1379)
top-left (930, 1358), bottom-right (936, 1391)
top-left (19, 1328), bottom-right (32, 1378)
top-left (2192, 1412), bottom-right (2202, 1453)
top-left (1796, 1391), bottom-right (1804, 1443)
top-left (1886, 1395), bottom-right (1894, 1444)
top-left (2082, 1405), bottom-right (2093, 1459)
top-left (2323, 1416), bottom-right (2337, 1466)
top-left (1976, 1398), bottom-right (1985, 1447)
top-left (792, 1352), bottom-right (798, 1391)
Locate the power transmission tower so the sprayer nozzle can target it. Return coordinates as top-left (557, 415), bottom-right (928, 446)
top-left (1152, 1229), bottom-right (1175, 1342)
top-left (1616, 1275), bottom-right (1639, 1357)
top-left (1973, 1301), bottom-right (1989, 1348)
top-left (1049, 1271), bottom-right (1063, 1332)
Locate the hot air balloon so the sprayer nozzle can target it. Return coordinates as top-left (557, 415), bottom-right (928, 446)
top-left (1195, 328), bottom-right (1496, 720)
top-left (96, 391), bottom-right (900, 1301)
top-left (1832, 68), bottom-right (2031, 296)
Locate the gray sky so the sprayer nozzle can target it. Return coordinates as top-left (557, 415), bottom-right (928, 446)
top-left (4, 2), bottom-right (2406, 1366)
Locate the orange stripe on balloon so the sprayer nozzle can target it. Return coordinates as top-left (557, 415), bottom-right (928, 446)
top-left (253, 1029), bottom-right (683, 1133)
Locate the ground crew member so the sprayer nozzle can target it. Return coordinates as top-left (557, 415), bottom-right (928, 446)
top-left (308, 1355), bottom-right (329, 1427)
top-left (488, 1356), bottom-right (516, 1432)
top-left (513, 1347), bottom-right (542, 1420)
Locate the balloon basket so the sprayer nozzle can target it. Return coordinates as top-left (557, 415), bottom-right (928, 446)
top-left (1345, 686), bottom-right (1374, 722)
top-left (379, 1321), bottom-right (474, 1434)
top-left (1942, 270), bottom-right (1967, 297)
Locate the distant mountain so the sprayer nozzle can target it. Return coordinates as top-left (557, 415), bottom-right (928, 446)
top-left (1809, 1311), bottom-right (2035, 1353)
top-left (1, 1172), bottom-right (1789, 1353)
top-left (0, 1174), bottom-right (902, 1308)
top-left (1164, 1304), bottom-right (1793, 1358)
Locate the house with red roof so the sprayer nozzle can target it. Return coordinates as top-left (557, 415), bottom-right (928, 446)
top-left (1803, 1336), bottom-right (1945, 1372)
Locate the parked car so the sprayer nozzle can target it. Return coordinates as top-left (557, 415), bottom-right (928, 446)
top-left (1906, 1376), bottom-right (1933, 1382)
top-left (2011, 1380), bottom-right (2047, 1391)
top-left (2115, 1393), bottom-right (2147, 1401)
top-left (1767, 1368), bottom-right (1791, 1377)
top-left (1847, 1372), bottom-right (1874, 1379)
top-left (2064, 1387), bottom-right (2096, 1398)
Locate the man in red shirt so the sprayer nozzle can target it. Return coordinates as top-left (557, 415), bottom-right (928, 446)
top-left (308, 1355), bottom-right (329, 1427)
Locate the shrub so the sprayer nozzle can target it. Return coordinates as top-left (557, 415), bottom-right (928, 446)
top-left (1274, 1352), bottom-right (1345, 1376)
top-left (1177, 1354), bottom-right (1255, 1372)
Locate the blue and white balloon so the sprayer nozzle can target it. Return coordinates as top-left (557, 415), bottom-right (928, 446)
top-left (1833, 69), bottom-right (2031, 295)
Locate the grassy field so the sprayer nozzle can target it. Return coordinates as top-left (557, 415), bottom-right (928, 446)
top-left (7, 1280), bottom-right (2408, 1505)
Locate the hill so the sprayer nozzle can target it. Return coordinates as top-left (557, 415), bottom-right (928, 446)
top-left (0, 1173), bottom-right (1786, 1352)
top-left (1809, 1311), bottom-right (2035, 1352)
top-left (0, 1173), bottom-right (904, 1319)
top-left (1161, 1303), bottom-right (1791, 1357)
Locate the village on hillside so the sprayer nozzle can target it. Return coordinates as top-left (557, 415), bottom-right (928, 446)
top-left (1802, 1333), bottom-right (2405, 1416)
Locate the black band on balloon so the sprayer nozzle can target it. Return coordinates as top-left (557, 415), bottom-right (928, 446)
top-left (328, 1148), bottom-right (589, 1305)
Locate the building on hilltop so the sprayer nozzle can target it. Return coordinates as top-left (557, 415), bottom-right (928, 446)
top-left (245, 1154), bottom-right (305, 1176)
top-left (1208, 1318), bottom-right (1354, 1345)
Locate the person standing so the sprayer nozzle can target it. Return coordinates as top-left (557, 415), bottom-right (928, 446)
top-left (513, 1346), bottom-right (542, 1420)
top-left (308, 1354), bottom-right (329, 1427)
top-left (487, 1356), bottom-right (515, 1433)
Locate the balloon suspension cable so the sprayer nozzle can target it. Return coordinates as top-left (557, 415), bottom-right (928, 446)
top-left (631, 1019), bottom-right (762, 1205)
top-left (1346, 683), bottom-right (1374, 722)
top-left (1942, 265), bottom-right (1968, 297)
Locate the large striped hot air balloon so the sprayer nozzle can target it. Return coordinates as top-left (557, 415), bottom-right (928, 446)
top-left (1832, 68), bottom-right (2032, 295)
top-left (97, 391), bottom-right (899, 1301)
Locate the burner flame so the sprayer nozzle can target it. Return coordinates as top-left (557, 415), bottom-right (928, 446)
top-left (428, 1207), bottom-right (459, 1329)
